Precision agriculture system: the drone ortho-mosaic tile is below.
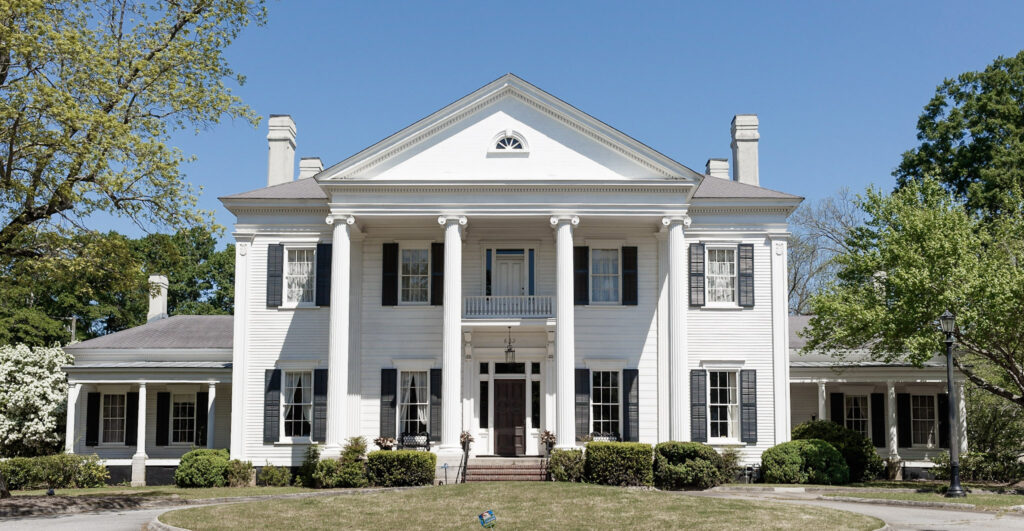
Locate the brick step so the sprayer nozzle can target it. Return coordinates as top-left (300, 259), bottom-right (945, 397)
top-left (466, 475), bottom-right (548, 482)
top-left (466, 469), bottom-right (546, 476)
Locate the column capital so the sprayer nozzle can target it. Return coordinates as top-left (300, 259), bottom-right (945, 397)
top-left (437, 215), bottom-right (468, 227)
top-left (325, 214), bottom-right (356, 226)
top-left (660, 215), bottom-right (691, 228)
top-left (549, 215), bottom-right (579, 227)
top-left (138, 382), bottom-right (147, 389)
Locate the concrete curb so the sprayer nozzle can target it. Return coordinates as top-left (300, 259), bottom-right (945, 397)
top-left (148, 515), bottom-right (190, 531)
top-left (820, 495), bottom-right (977, 510)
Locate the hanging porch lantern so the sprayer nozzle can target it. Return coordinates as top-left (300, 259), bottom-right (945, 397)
top-left (504, 326), bottom-right (516, 363)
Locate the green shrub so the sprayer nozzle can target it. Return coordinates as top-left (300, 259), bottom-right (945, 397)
top-left (366, 450), bottom-right (436, 487)
top-left (313, 458), bottom-right (368, 488)
top-left (342, 436), bottom-right (368, 462)
top-left (652, 442), bottom-right (727, 490)
top-left (257, 464), bottom-right (292, 487)
top-left (548, 449), bottom-right (585, 482)
top-left (225, 459), bottom-right (255, 487)
top-left (932, 451), bottom-right (1024, 482)
top-left (719, 447), bottom-right (742, 482)
top-left (584, 442), bottom-right (653, 487)
top-left (295, 445), bottom-right (321, 487)
top-left (792, 420), bottom-right (884, 482)
top-left (174, 449), bottom-right (230, 488)
top-left (762, 439), bottom-right (849, 485)
top-left (0, 454), bottom-right (109, 490)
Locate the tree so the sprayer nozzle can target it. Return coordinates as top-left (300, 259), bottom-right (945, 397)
top-left (802, 178), bottom-right (1024, 407)
top-left (0, 0), bottom-right (265, 259)
top-left (788, 188), bottom-right (862, 314)
top-left (895, 50), bottom-right (1024, 214)
top-left (0, 344), bottom-right (72, 457)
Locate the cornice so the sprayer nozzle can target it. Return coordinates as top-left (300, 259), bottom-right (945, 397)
top-left (321, 181), bottom-right (694, 195)
top-left (230, 206), bottom-right (330, 216)
top-left (688, 206), bottom-right (795, 216)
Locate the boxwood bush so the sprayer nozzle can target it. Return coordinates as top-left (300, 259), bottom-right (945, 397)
top-left (584, 442), bottom-right (653, 486)
top-left (257, 464), bottom-right (292, 487)
top-left (313, 458), bottom-right (368, 488)
top-left (0, 454), bottom-right (108, 489)
top-left (366, 450), bottom-right (436, 487)
top-left (548, 448), bottom-right (585, 482)
top-left (761, 439), bottom-right (850, 485)
top-left (174, 449), bottom-right (230, 488)
top-left (653, 441), bottom-right (726, 490)
top-left (932, 451), bottom-right (1024, 483)
top-left (226, 459), bottom-right (255, 487)
top-left (792, 420), bottom-right (884, 482)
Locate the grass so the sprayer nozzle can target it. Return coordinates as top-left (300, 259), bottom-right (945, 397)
top-left (159, 482), bottom-right (883, 531)
top-left (12, 485), bottom-right (319, 500)
top-left (825, 490), bottom-right (1024, 508)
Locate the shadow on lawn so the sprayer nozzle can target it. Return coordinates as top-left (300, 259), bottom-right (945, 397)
top-left (0, 493), bottom-right (176, 517)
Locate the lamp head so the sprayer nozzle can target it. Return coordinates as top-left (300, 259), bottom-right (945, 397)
top-left (939, 310), bottom-right (956, 334)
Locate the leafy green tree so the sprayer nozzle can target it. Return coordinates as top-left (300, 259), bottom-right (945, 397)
top-left (895, 50), bottom-right (1024, 214)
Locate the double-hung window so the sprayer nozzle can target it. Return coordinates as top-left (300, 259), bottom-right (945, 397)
top-left (911, 395), bottom-right (937, 447)
top-left (591, 371), bottom-right (620, 436)
top-left (708, 371), bottom-right (739, 439)
top-left (707, 248), bottom-right (737, 304)
top-left (171, 394), bottom-right (197, 444)
top-left (283, 371), bottom-right (313, 438)
top-left (102, 394), bottom-right (126, 444)
top-left (285, 248), bottom-right (315, 305)
top-left (400, 247), bottom-right (430, 304)
top-left (591, 249), bottom-right (620, 304)
top-left (399, 371), bottom-right (429, 435)
top-left (845, 395), bottom-right (869, 438)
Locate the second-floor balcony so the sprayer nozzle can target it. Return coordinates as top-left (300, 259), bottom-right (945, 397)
top-left (463, 295), bottom-right (555, 319)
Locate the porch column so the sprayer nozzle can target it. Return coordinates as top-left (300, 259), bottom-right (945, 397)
top-left (325, 214), bottom-right (354, 455)
top-left (131, 382), bottom-right (147, 487)
top-left (663, 215), bottom-right (690, 441)
top-left (886, 381), bottom-right (899, 460)
top-left (206, 382), bottom-right (217, 449)
top-left (65, 383), bottom-right (81, 453)
top-left (817, 382), bottom-right (827, 421)
top-left (439, 215), bottom-right (466, 451)
top-left (551, 215), bottom-right (578, 448)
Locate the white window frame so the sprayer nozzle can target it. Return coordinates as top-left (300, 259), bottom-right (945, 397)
top-left (282, 245), bottom-right (317, 308)
top-left (589, 369), bottom-right (622, 437)
top-left (844, 395), bottom-right (870, 440)
top-left (398, 244), bottom-right (431, 306)
top-left (170, 393), bottom-right (197, 446)
top-left (100, 393), bottom-right (127, 446)
top-left (281, 370), bottom-right (314, 443)
top-left (397, 370), bottom-right (431, 436)
top-left (488, 130), bottom-right (530, 154)
top-left (910, 394), bottom-right (939, 449)
top-left (707, 369), bottom-right (740, 443)
top-left (588, 247), bottom-right (622, 305)
top-left (705, 245), bottom-right (739, 307)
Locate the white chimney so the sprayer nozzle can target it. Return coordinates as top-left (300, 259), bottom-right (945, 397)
top-left (298, 157), bottom-right (323, 179)
top-left (267, 115), bottom-right (296, 187)
top-left (705, 158), bottom-right (729, 179)
top-left (730, 114), bottom-right (759, 186)
top-left (147, 275), bottom-right (169, 322)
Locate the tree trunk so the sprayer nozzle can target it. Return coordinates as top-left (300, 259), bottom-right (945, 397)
top-left (0, 469), bottom-right (10, 498)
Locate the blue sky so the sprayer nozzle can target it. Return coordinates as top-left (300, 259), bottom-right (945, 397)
top-left (152, 1), bottom-right (1024, 243)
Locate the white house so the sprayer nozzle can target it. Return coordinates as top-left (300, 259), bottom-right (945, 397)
top-left (62, 75), bottom-right (965, 485)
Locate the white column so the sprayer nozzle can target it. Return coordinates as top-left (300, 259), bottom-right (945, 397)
top-left (886, 381), bottom-right (899, 460)
top-left (131, 382), bottom-right (147, 487)
top-left (956, 380), bottom-right (968, 454)
top-left (229, 235), bottom-right (251, 459)
top-left (206, 382), bottom-right (217, 449)
top-left (817, 382), bottom-right (827, 421)
top-left (656, 232), bottom-right (670, 442)
top-left (324, 215), bottom-right (354, 455)
top-left (65, 383), bottom-right (81, 453)
top-left (663, 216), bottom-right (690, 441)
top-left (439, 215), bottom-right (466, 451)
top-left (551, 215), bottom-right (578, 448)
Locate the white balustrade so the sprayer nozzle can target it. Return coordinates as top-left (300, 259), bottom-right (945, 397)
top-left (462, 295), bottom-right (555, 318)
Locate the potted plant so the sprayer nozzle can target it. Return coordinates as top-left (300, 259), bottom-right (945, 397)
top-left (460, 431), bottom-right (474, 452)
top-left (540, 430), bottom-right (556, 456)
top-left (374, 436), bottom-right (397, 451)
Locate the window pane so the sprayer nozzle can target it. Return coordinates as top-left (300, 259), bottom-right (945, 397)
top-left (707, 249), bottom-right (737, 303)
top-left (400, 371), bottom-right (429, 435)
top-left (400, 249), bottom-right (430, 302)
top-left (591, 371), bottom-right (621, 437)
top-left (845, 395), bottom-right (869, 438)
top-left (284, 371), bottom-right (313, 438)
top-left (286, 249), bottom-right (315, 303)
top-left (708, 371), bottom-right (739, 439)
top-left (911, 395), bottom-right (936, 446)
top-left (591, 249), bottom-right (620, 303)
top-left (172, 394), bottom-right (196, 444)
top-left (102, 394), bottom-right (126, 443)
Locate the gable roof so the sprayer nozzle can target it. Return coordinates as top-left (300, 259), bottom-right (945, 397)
top-left (65, 315), bottom-right (233, 351)
top-left (221, 175), bottom-right (326, 200)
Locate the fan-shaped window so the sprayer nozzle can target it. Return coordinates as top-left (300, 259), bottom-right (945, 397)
top-left (488, 130), bottom-right (529, 155)
top-left (495, 136), bottom-right (523, 150)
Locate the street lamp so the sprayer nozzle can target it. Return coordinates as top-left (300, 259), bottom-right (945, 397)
top-left (939, 310), bottom-right (966, 498)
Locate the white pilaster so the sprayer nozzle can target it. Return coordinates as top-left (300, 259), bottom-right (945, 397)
top-left (886, 381), bottom-right (899, 460)
top-left (551, 215), bottom-right (578, 448)
top-left (663, 215), bottom-right (689, 441)
top-left (65, 383), bottom-right (81, 453)
top-left (439, 215), bottom-right (466, 451)
top-left (817, 382), bottom-right (827, 421)
top-left (545, 330), bottom-right (556, 433)
top-left (324, 215), bottom-right (355, 455)
top-left (656, 232), bottom-right (669, 442)
top-left (770, 237), bottom-right (791, 443)
top-left (206, 382), bottom-right (217, 449)
top-left (229, 235), bottom-right (251, 460)
top-left (131, 382), bottom-right (147, 486)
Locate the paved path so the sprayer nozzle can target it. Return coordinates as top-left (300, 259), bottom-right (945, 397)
top-left (0, 506), bottom-right (179, 531)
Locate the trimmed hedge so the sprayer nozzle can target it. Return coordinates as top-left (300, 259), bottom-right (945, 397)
top-left (761, 439), bottom-right (850, 485)
top-left (653, 442), bottom-right (726, 490)
top-left (932, 451), bottom-right (1024, 483)
top-left (792, 420), bottom-right (884, 482)
top-left (366, 450), bottom-right (436, 487)
top-left (174, 449), bottom-right (230, 488)
top-left (257, 464), bottom-right (292, 487)
top-left (548, 449), bottom-right (585, 482)
top-left (584, 442), bottom-right (653, 486)
top-left (313, 458), bottom-right (368, 488)
top-left (0, 454), bottom-right (108, 490)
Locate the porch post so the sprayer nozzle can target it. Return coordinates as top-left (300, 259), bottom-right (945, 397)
top-left (206, 382), bottom-right (217, 449)
top-left (663, 215), bottom-right (689, 441)
top-left (817, 382), bottom-right (827, 421)
top-left (65, 383), bottom-right (81, 453)
top-left (956, 380), bottom-right (968, 454)
top-left (551, 215), bottom-right (578, 448)
top-left (132, 382), bottom-right (148, 487)
top-left (439, 215), bottom-right (466, 451)
top-left (886, 381), bottom-right (899, 460)
top-left (325, 214), bottom-right (354, 455)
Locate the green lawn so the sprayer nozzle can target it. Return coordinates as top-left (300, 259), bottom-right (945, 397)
top-left (825, 490), bottom-right (1024, 508)
top-left (12, 485), bottom-right (319, 500)
top-left (159, 482), bottom-right (883, 531)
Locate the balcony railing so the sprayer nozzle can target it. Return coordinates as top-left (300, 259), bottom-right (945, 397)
top-left (463, 295), bottom-right (555, 319)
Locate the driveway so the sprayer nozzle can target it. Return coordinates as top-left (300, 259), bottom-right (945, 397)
top-left (0, 506), bottom-right (179, 531)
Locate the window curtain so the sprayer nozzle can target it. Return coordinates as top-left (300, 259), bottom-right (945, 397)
top-left (400, 372), bottom-right (427, 433)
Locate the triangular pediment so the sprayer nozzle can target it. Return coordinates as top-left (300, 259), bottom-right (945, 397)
top-left (318, 74), bottom-right (703, 183)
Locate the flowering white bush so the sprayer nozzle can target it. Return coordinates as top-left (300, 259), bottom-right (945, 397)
top-left (0, 344), bottom-right (72, 457)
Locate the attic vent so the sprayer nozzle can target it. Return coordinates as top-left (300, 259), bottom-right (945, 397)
top-left (489, 130), bottom-right (529, 155)
top-left (495, 136), bottom-right (523, 150)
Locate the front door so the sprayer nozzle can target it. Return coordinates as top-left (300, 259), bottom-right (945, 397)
top-left (493, 380), bottom-right (526, 456)
top-left (494, 255), bottom-right (524, 296)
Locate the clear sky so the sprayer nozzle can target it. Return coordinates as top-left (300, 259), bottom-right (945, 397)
top-left (151, 0), bottom-right (1024, 243)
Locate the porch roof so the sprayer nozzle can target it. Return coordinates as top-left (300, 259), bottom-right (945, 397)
top-left (65, 315), bottom-right (233, 351)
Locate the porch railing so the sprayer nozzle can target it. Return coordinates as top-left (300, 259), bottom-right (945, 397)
top-left (463, 295), bottom-right (555, 319)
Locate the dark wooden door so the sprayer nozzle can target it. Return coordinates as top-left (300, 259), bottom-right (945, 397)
top-left (494, 380), bottom-right (526, 456)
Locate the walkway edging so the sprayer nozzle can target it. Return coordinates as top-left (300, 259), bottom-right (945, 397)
top-left (148, 515), bottom-right (190, 531)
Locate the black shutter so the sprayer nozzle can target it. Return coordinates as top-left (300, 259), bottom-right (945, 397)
top-left (870, 393), bottom-right (886, 448)
top-left (430, 242), bottom-right (444, 306)
top-left (315, 243), bottom-right (332, 307)
top-left (379, 369), bottom-right (397, 438)
top-left (381, 243), bottom-right (399, 306)
top-left (738, 244), bottom-right (754, 307)
top-left (156, 392), bottom-right (170, 446)
top-left (266, 244), bottom-right (283, 307)
top-left (897, 393), bottom-right (912, 449)
top-left (429, 368), bottom-right (442, 441)
top-left (622, 369), bottom-right (639, 441)
top-left (740, 370), bottom-right (757, 443)
top-left (621, 246), bottom-right (638, 306)
top-left (830, 393), bottom-right (845, 425)
top-left (313, 369), bottom-right (328, 443)
top-left (85, 393), bottom-right (100, 447)
top-left (195, 392), bottom-right (209, 447)
top-left (689, 243), bottom-right (705, 307)
top-left (263, 370), bottom-right (281, 444)
top-left (690, 369), bottom-right (707, 442)
top-left (573, 246), bottom-right (589, 305)
top-left (125, 392), bottom-right (139, 446)
top-left (938, 393), bottom-right (950, 449)
top-left (575, 368), bottom-right (590, 440)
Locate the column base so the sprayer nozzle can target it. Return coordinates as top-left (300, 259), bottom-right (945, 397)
top-left (319, 444), bottom-right (343, 459)
top-left (131, 454), bottom-right (147, 487)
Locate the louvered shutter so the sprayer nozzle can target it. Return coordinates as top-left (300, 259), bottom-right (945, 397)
top-left (315, 243), bottom-right (332, 307)
top-left (156, 392), bottom-right (170, 446)
top-left (381, 243), bottom-right (399, 306)
top-left (897, 393), bottom-right (912, 448)
top-left (690, 369), bottom-right (707, 442)
top-left (430, 243), bottom-right (444, 306)
top-left (622, 369), bottom-right (639, 441)
top-left (85, 393), bottom-right (100, 447)
top-left (575, 369), bottom-right (590, 440)
top-left (830, 393), bottom-right (845, 425)
top-left (429, 369), bottom-right (442, 442)
top-left (125, 392), bottom-right (139, 446)
top-left (266, 244), bottom-right (284, 307)
top-left (379, 369), bottom-right (397, 438)
top-left (313, 369), bottom-right (328, 443)
top-left (689, 243), bottom-right (705, 307)
top-left (622, 246), bottom-right (638, 306)
top-left (263, 370), bottom-right (281, 444)
top-left (573, 247), bottom-right (589, 305)
top-left (195, 391), bottom-right (209, 446)
top-left (740, 370), bottom-right (757, 443)
top-left (738, 244), bottom-right (754, 307)
top-left (870, 393), bottom-right (885, 448)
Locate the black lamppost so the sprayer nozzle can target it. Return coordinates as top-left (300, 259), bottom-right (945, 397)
top-left (939, 310), bottom-right (966, 498)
